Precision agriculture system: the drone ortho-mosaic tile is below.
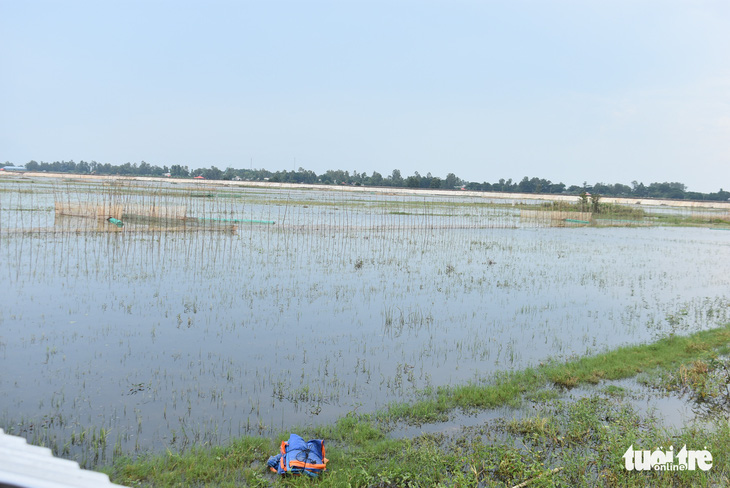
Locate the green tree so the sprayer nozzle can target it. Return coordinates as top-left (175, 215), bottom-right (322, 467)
top-left (631, 181), bottom-right (647, 197)
top-left (368, 171), bottom-right (383, 186)
top-left (578, 191), bottom-right (589, 212)
top-left (222, 167), bottom-right (237, 180)
top-left (76, 160), bottom-right (90, 173)
top-left (591, 193), bottom-right (601, 213)
top-left (549, 182), bottom-right (566, 193)
top-left (405, 172), bottom-right (421, 188)
top-left (170, 165), bottom-right (189, 177)
top-left (138, 161), bottom-right (152, 175)
top-left (202, 166), bottom-right (223, 179)
top-left (517, 176), bottom-right (535, 193)
top-left (444, 173), bottom-right (459, 189)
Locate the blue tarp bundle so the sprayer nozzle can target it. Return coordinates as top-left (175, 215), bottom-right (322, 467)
top-left (267, 433), bottom-right (328, 477)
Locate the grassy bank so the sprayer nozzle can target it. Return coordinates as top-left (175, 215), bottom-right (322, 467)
top-left (381, 325), bottom-right (730, 425)
top-left (100, 324), bottom-right (730, 487)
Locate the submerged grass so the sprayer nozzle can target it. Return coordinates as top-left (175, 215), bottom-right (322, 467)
top-left (538, 201), bottom-right (648, 220)
top-left (381, 325), bottom-right (730, 424)
top-left (650, 213), bottom-right (730, 228)
top-left (102, 324), bottom-right (730, 487)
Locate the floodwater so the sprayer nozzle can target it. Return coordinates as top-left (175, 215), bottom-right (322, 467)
top-left (1, 176), bottom-right (729, 465)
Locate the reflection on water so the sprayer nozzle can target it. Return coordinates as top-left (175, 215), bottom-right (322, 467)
top-left (1, 178), bottom-right (729, 465)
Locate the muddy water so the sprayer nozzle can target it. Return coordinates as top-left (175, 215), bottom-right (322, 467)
top-left (1, 180), bottom-right (729, 463)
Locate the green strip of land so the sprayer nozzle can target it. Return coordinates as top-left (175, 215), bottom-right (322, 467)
top-left (382, 325), bottom-right (730, 425)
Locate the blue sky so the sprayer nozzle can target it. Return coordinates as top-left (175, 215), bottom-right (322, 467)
top-left (2, 1), bottom-right (729, 192)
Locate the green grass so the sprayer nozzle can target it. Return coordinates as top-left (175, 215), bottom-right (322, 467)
top-left (103, 437), bottom-right (272, 487)
top-left (650, 213), bottom-right (730, 228)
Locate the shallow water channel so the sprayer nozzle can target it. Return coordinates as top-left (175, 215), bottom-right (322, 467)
top-left (1, 178), bottom-right (729, 465)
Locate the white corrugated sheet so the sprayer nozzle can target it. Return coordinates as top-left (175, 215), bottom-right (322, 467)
top-left (0, 429), bottom-right (127, 488)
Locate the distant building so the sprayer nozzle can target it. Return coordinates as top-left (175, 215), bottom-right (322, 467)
top-left (0, 166), bottom-right (28, 172)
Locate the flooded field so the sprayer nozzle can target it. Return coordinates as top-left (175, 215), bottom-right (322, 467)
top-left (1, 176), bottom-right (729, 466)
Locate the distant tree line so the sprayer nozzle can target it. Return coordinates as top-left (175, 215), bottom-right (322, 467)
top-left (4, 160), bottom-right (729, 202)
top-left (464, 177), bottom-right (729, 201)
